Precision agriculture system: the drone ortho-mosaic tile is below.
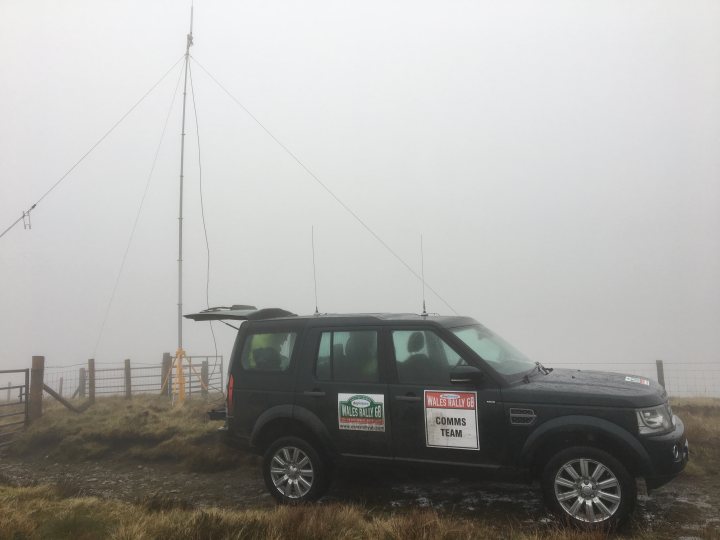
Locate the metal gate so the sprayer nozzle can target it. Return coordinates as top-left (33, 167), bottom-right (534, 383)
top-left (0, 369), bottom-right (29, 448)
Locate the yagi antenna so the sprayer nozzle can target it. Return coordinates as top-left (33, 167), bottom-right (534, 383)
top-left (311, 226), bottom-right (319, 315)
top-left (420, 234), bottom-right (427, 317)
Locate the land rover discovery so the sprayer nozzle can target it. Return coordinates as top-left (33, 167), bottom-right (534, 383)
top-left (186, 306), bottom-right (688, 528)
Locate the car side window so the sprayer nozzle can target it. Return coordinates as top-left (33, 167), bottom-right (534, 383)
top-left (241, 331), bottom-right (298, 371)
top-left (314, 330), bottom-right (379, 382)
top-left (392, 330), bottom-right (467, 384)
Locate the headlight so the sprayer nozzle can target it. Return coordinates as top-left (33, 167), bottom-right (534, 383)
top-left (636, 404), bottom-right (674, 435)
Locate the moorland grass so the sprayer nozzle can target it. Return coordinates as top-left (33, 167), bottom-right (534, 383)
top-left (669, 398), bottom-right (720, 476)
top-left (6, 395), bottom-right (251, 472)
top-left (0, 482), bottom-right (650, 540)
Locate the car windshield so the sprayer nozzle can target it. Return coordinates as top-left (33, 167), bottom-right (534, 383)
top-left (451, 325), bottom-right (536, 376)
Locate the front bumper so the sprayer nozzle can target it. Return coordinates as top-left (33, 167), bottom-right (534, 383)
top-left (641, 415), bottom-right (689, 489)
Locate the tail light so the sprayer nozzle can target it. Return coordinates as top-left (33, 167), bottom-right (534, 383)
top-left (227, 374), bottom-right (234, 413)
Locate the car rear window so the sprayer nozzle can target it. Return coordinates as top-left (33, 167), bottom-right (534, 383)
top-left (240, 331), bottom-right (298, 371)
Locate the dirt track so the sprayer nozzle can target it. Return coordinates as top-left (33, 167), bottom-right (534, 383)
top-left (0, 455), bottom-right (717, 538)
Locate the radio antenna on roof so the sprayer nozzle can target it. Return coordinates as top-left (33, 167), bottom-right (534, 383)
top-left (420, 234), bottom-right (428, 317)
top-left (311, 226), bottom-right (320, 315)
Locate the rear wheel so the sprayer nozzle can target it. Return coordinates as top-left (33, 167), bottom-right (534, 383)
top-left (541, 446), bottom-right (636, 528)
top-left (263, 436), bottom-right (329, 503)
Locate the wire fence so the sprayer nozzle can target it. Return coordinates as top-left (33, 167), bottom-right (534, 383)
top-left (41, 356), bottom-right (223, 400)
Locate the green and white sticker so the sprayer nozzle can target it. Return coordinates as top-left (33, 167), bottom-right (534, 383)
top-left (338, 393), bottom-right (385, 432)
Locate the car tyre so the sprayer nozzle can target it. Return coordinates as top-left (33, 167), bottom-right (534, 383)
top-left (541, 446), bottom-right (636, 529)
top-left (263, 436), bottom-right (329, 504)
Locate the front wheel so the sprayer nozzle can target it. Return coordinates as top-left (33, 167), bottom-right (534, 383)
top-left (263, 436), bottom-right (329, 503)
top-left (541, 446), bottom-right (636, 528)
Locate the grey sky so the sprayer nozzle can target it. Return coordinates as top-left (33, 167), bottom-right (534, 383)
top-left (1, 1), bottom-right (718, 375)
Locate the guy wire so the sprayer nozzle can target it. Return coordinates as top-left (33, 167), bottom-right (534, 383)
top-left (189, 56), bottom-right (458, 315)
top-left (0, 56), bottom-right (185, 241)
top-left (92, 63), bottom-right (185, 357)
top-left (188, 61), bottom-right (221, 387)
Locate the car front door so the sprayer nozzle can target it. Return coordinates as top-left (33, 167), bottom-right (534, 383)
top-left (387, 327), bottom-right (506, 467)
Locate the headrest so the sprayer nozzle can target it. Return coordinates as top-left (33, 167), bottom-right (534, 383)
top-left (407, 331), bottom-right (425, 353)
top-left (345, 333), bottom-right (375, 359)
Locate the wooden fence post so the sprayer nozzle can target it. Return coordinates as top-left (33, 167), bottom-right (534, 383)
top-left (79, 368), bottom-right (86, 398)
top-left (161, 352), bottom-right (172, 396)
top-left (201, 360), bottom-right (209, 398)
top-left (124, 359), bottom-right (132, 399)
top-left (29, 356), bottom-right (44, 422)
top-left (88, 359), bottom-right (95, 403)
top-left (188, 357), bottom-right (193, 398)
top-left (656, 359), bottom-right (666, 389)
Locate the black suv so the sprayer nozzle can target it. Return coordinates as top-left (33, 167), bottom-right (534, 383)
top-left (187, 306), bottom-right (688, 527)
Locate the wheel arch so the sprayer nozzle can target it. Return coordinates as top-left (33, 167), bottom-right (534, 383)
top-left (250, 405), bottom-right (336, 457)
top-left (520, 415), bottom-right (651, 478)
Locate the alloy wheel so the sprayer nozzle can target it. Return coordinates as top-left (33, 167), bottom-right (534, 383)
top-left (269, 446), bottom-right (314, 499)
top-left (554, 457), bottom-right (622, 523)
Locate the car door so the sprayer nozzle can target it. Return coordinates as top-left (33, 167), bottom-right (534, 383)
top-left (295, 326), bottom-right (391, 460)
top-left (387, 327), bottom-right (506, 466)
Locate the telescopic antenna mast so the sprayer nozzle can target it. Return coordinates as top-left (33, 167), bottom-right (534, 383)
top-left (175, 5), bottom-right (194, 402)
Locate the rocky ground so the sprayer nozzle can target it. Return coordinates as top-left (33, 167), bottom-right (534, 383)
top-left (0, 454), bottom-right (717, 539)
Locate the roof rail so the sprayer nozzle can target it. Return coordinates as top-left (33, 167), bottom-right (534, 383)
top-left (184, 306), bottom-right (296, 322)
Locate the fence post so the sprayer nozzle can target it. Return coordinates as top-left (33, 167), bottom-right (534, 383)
top-left (79, 368), bottom-right (86, 398)
top-left (188, 357), bottom-right (193, 398)
top-left (656, 360), bottom-right (666, 389)
top-left (29, 355), bottom-right (44, 423)
top-left (161, 352), bottom-right (172, 396)
top-left (59, 377), bottom-right (64, 397)
top-left (24, 369), bottom-right (30, 426)
top-left (201, 360), bottom-right (209, 398)
top-left (88, 359), bottom-right (95, 403)
top-left (124, 358), bottom-right (132, 399)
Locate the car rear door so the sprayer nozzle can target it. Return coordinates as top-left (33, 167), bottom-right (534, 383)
top-left (295, 326), bottom-right (391, 460)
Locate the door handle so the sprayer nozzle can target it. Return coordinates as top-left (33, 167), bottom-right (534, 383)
top-left (395, 395), bottom-right (421, 402)
top-left (303, 390), bottom-right (326, 397)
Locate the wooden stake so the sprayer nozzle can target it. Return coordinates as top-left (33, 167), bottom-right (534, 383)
top-left (88, 359), bottom-right (95, 404)
top-left (124, 359), bottom-right (132, 399)
top-left (29, 356), bottom-right (44, 422)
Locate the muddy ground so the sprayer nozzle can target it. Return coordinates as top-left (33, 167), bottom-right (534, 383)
top-left (0, 454), bottom-right (717, 539)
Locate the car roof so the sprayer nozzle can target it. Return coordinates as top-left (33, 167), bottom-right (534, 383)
top-left (184, 306), bottom-right (476, 327)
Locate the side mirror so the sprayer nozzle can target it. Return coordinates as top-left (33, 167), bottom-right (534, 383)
top-left (450, 365), bottom-right (484, 386)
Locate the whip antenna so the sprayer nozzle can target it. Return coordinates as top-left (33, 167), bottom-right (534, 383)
top-left (421, 234), bottom-right (427, 317)
top-left (312, 226), bottom-right (319, 314)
